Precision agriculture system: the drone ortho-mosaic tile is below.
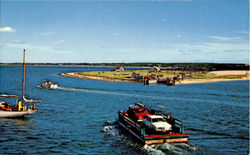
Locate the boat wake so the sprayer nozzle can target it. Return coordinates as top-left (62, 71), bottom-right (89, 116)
top-left (143, 143), bottom-right (198, 155)
top-left (38, 83), bottom-right (223, 105)
top-left (56, 86), bottom-right (136, 97)
top-left (50, 86), bottom-right (218, 104)
top-left (101, 121), bottom-right (119, 137)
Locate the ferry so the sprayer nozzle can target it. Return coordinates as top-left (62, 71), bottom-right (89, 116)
top-left (117, 103), bottom-right (189, 145)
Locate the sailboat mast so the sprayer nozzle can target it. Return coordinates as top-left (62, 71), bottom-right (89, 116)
top-left (22, 49), bottom-right (26, 109)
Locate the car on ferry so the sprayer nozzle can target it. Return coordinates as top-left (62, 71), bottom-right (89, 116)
top-left (127, 102), bottom-right (152, 122)
top-left (143, 115), bottom-right (172, 133)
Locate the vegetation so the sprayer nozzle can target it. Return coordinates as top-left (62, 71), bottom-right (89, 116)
top-left (189, 73), bottom-right (216, 79)
top-left (79, 70), bottom-right (189, 80)
top-left (190, 72), bottom-right (247, 79)
top-left (79, 70), bottom-right (248, 81)
top-left (1, 63), bottom-right (249, 71)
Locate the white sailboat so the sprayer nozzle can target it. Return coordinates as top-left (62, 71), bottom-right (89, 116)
top-left (0, 49), bottom-right (42, 118)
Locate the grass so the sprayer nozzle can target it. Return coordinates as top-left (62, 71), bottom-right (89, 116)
top-left (79, 70), bottom-right (248, 80)
top-left (189, 73), bottom-right (217, 79)
top-left (79, 70), bottom-right (188, 80)
top-left (190, 73), bottom-right (247, 79)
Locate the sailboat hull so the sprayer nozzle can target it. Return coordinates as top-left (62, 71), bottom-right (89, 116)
top-left (0, 109), bottom-right (37, 118)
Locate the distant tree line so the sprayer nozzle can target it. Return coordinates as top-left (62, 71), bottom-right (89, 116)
top-left (0, 62), bottom-right (249, 71)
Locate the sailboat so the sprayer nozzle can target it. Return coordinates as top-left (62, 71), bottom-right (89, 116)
top-left (0, 49), bottom-right (41, 118)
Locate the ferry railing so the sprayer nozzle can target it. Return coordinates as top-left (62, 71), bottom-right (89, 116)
top-left (151, 109), bottom-right (186, 133)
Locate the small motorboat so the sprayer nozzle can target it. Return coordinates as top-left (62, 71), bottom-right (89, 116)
top-left (40, 80), bottom-right (58, 89)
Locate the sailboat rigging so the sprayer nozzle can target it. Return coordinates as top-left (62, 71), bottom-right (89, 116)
top-left (0, 49), bottom-right (42, 118)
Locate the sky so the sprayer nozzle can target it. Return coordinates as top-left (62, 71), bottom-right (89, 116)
top-left (0, 0), bottom-right (249, 63)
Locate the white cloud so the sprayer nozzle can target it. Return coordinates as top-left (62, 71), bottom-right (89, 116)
top-left (13, 40), bottom-right (20, 43)
top-left (55, 40), bottom-right (64, 44)
top-left (176, 42), bottom-right (249, 53)
top-left (108, 40), bottom-right (249, 63)
top-left (235, 31), bottom-right (249, 34)
top-left (0, 27), bottom-right (16, 32)
top-left (161, 18), bottom-right (167, 22)
top-left (177, 34), bottom-right (182, 38)
top-left (208, 35), bottom-right (241, 41)
top-left (153, 0), bottom-right (192, 2)
top-left (41, 32), bottom-right (54, 36)
top-left (6, 43), bottom-right (72, 54)
top-left (174, 42), bottom-right (248, 63)
top-left (112, 33), bottom-right (120, 36)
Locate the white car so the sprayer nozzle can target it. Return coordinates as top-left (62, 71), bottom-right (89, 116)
top-left (143, 115), bottom-right (172, 132)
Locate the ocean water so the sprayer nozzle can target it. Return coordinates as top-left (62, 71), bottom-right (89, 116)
top-left (0, 66), bottom-right (249, 154)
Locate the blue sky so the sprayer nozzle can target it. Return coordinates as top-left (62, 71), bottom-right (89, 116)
top-left (0, 0), bottom-right (249, 63)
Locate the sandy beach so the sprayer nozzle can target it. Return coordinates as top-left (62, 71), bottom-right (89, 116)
top-left (180, 78), bottom-right (249, 84)
top-left (60, 72), bottom-right (139, 83)
top-left (180, 70), bottom-right (249, 84)
top-left (60, 70), bottom-right (249, 84)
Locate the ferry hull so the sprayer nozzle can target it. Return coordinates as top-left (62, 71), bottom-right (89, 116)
top-left (144, 134), bottom-right (189, 145)
top-left (144, 138), bottom-right (188, 145)
top-left (117, 119), bottom-right (189, 145)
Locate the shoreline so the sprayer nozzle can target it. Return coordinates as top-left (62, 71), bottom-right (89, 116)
top-left (59, 72), bottom-right (142, 83)
top-left (179, 78), bottom-right (249, 85)
top-left (59, 72), bottom-right (250, 85)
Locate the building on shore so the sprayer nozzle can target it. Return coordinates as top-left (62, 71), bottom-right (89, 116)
top-left (115, 66), bottom-right (125, 72)
top-left (150, 66), bottom-right (161, 72)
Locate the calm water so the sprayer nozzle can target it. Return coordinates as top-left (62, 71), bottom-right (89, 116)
top-left (0, 66), bottom-right (249, 154)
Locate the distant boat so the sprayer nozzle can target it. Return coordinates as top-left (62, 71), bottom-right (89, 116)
top-left (144, 75), bottom-right (158, 85)
top-left (144, 79), bottom-right (157, 85)
top-left (0, 49), bottom-right (41, 118)
top-left (40, 80), bottom-right (58, 89)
